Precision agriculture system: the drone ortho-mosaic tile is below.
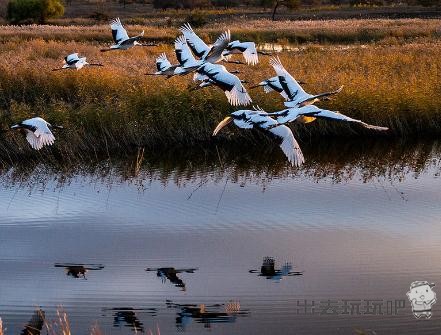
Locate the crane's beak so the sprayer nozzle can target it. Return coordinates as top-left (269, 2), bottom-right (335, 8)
top-left (213, 117), bottom-right (232, 136)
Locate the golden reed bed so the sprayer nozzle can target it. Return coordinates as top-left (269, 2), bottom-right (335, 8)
top-left (0, 21), bottom-right (440, 160)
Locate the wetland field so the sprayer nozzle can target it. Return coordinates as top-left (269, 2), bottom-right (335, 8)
top-left (0, 18), bottom-right (441, 161)
top-left (1, 15), bottom-right (441, 335)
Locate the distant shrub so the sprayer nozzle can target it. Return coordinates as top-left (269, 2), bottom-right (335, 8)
top-left (415, 0), bottom-right (440, 6)
top-left (153, 0), bottom-right (212, 9)
top-left (186, 11), bottom-right (208, 27)
top-left (269, 0), bottom-right (301, 20)
top-left (349, 0), bottom-right (384, 5)
top-left (88, 11), bottom-right (110, 21)
top-left (7, 0), bottom-right (64, 24)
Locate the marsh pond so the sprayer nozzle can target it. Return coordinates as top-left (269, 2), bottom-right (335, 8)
top-left (1, 138), bottom-right (441, 334)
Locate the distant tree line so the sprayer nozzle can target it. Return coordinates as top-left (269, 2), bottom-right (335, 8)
top-left (152, 0), bottom-right (440, 10)
top-left (7, 0), bottom-right (64, 23)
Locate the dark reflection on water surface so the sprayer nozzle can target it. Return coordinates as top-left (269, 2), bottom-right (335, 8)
top-left (1, 139), bottom-right (441, 335)
top-left (0, 138), bottom-right (439, 189)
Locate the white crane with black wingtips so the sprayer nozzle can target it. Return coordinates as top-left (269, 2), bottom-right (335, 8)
top-left (10, 117), bottom-right (63, 150)
top-left (269, 56), bottom-right (343, 108)
top-left (101, 18), bottom-right (155, 52)
top-left (52, 53), bottom-right (103, 71)
top-left (195, 62), bottom-right (252, 106)
top-left (213, 107), bottom-right (304, 166)
top-left (264, 105), bottom-right (389, 131)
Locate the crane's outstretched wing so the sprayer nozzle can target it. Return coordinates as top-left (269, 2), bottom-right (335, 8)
top-left (110, 18), bottom-right (129, 44)
top-left (241, 42), bottom-right (258, 65)
top-left (156, 53), bottom-right (172, 72)
top-left (224, 83), bottom-right (251, 106)
top-left (267, 125), bottom-right (305, 167)
top-left (64, 53), bottom-right (80, 65)
top-left (198, 63), bottom-right (252, 106)
top-left (260, 77), bottom-right (289, 100)
top-left (305, 108), bottom-right (389, 131)
top-left (284, 85), bottom-right (344, 108)
top-left (180, 23), bottom-right (210, 58)
top-left (226, 41), bottom-right (259, 65)
top-left (270, 56), bottom-right (307, 101)
top-left (24, 130), bottom-right (55, 150)
top-left (22, 118), bottom-right (56, 150)
top-left (174, 35), bottom-right (199, 68)
top-left (25, 131), bottom-right (43, 150)
top-left (215, 71), bottom-right (251, 106)
top-left (204, 30), bottom-right (231, 63)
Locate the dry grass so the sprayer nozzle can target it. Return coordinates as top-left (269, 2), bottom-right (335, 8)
top-left (0, 22), bottom-right (440, 160)
top-left (0, 312), bottom-right (159, 335)
top-left (90, 322), bottom-right (103, 335)
top-left (44, 309), bottom-right (71, 335)
top-left (0, 18), bottom-right (440, 44)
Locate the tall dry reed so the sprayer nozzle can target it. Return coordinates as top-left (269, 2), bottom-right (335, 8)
top-left (44, 309), bottom-right (71, 335)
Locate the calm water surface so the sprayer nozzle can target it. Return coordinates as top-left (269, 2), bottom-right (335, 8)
top-left (1, 139), bottom-right (441, 334)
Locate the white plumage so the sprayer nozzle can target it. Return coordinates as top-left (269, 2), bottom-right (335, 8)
top-left (101, 18), bottom-right (145, 51)
top-left (204, 30), bottom-right (231, 64)
top-left (53, 53), bottom-right (103, 71)
top-left (212, 108), bottom-right (304, 167)
top-left (224, 41), bottom-right (259, 65)
top-left (155, 53), bottom-right (173, 73)
top-left (180, 23), bottom-right (231, 64)
top-left (269, 56), bottom-right (343, 108)
top-left (196, 63), bottom-right (252, 106)
top-left (55, 53), bottom-right (88, 71)
top-left (173, 35), bottom-right (203, 75)
top-left (148, 53), bottom-right (181, 78)
top-left (111, 18), bottom-right (130, 44)
top-left (251, 76), bottom-right (289, 100)
top-left (11, 117), bottom-right (58, 150)
top-left (179, 23), bottom-right (210, 59)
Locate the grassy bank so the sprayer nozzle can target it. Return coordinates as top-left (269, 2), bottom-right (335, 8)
top-left (0, 27), bottom-right (440, 161)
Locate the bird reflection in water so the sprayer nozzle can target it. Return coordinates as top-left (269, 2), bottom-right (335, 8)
top-left (20, 309), bottom-right (45, 335)
top-left (145, 267), bottom-right (198, 291)
top-left (249, 257), bottom-right (303, 281)
top-left (103, 307), bottom-right (158, 333)
top-left (166, 300), bottom-right (249, 330)
top-left (54, 263), bottom-right (105, 279)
